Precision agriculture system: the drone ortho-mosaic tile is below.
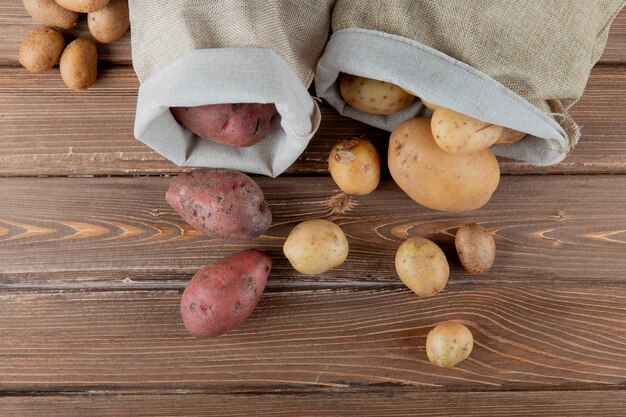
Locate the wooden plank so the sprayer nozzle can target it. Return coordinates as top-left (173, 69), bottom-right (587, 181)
top-left (0, 175), bottom-right (624, 286)
top-left (0, 1), bottom-right (131, 66)
top-left (2, 66), bottom-right (626, 176)
top-left (2, 0), bottom-right (625, 66)
top-left (1, 390), bottom-right (626, 417)
top-left (0, 283), bottom-right (625, 390)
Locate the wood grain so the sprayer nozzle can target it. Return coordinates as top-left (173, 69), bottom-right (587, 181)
top-left (0, 283), bottom-right (625, 390)
top-left (2, 0), bottom-right (625, 66)
top-left (2, 66), bottom-right (626, 175)
top-left (0, 1), bottom-right (131, 66)
top-left (1, 391), bottom-right (626, 417)
top-left (0, 175), bottom-right (624, 286)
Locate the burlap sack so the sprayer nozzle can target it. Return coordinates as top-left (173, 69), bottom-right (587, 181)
top-left (129, 0), bottom-right (335, 177)
top-left (316, 0), bottom-right (625, 165)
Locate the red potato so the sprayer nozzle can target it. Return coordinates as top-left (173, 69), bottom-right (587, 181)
top-left (170, 103), bottom-right (281, 148)
top-left (181, 250), bottom-right (272, 338)
top-left (166, 170), bottom-right (272, 240)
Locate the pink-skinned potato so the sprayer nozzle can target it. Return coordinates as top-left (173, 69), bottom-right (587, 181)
top-left (181, 250), bottom-right (272, 338)
top-left (166, 169), bottom-right (272, 239)
top-left (170, 103), bottom-right (280, 148)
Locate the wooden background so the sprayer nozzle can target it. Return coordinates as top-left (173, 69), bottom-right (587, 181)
top-left (1, 2), bottom-right (626, 416)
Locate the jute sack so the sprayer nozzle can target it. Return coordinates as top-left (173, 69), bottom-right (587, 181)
top-left (129, 0), bottom-right (335, 177)
top-left (316, 0), bottom-right (625, 165)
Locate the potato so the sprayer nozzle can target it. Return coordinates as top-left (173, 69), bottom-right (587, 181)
top-left (180, 250), bottom-right (271, 338)
top-left (328, 138), bottom-right (380, 195)
top-left (421, 99), bottom-right (440, 111)
top-left (432, 107), bottom-right (504, 154)
top-left (170, 103), bottom-right (280, 148)
top-left (339, 73), bottom-right (414, 115)
top-left (88, 0), bottom-right (129, 43)
top-left (283, 219), bottom-right (348, 275)
top-left (59, 38), bottom-right (97, 91)
top-left (19, 27), bottom-right (65, 74)
top-left (497, 127), bottom-right (527, 145)
top-left (426, 321), bottom-right (474, 368)
top-left (455, 223), bottom-right (496, 274)
top-left (54, 0), bottom-right (109, 12)
top-left (388, 118), bottom-right (500, 212)
top-left (166, 169), bottom-right (272, 240)
top-left (23, 0), bottom-right (78, 29)
top-left (395, 237), bottom-right (449, 297)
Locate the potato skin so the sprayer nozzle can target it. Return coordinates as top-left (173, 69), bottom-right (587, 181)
top-left (432, 107), bottom-right (504, 155)
top-left (388, 118), bottom-right (500, 212)
top-left (55, 0), bottom-right (109, 12)
top-left (426, 321), bottom-right (474, 368)
top-left (59, 38), bottom-right (97, 91)
top-left (455, 223), bottom-right (496, 274)
top-left (283, 219), bottom-right (349, 275)
top-left (340, 73), bottom-right (414, 115)
top-left (88, 0), bottom-right (129, 43)
top-left (497, 127), bottom-right (526, 145)
top-left (329, 138), bottom-right (380, 195)
top-left (166, 170), bottom-right (272, 240)
top-left (19, 27), bottom-right (65, 74)
top-left (180, 250), bottom-right (271, 338)
top-left (170, 103), bottom-right (280, 148)
top-left (23, 0), bottom-right (78, 29)
top-left (421, 99), bottom-right (439, 111)
top-left (395, 237), bottom-right (449, 297)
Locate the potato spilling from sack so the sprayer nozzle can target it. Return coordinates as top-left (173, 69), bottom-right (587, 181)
top-left (170, 103), bottom-right (281, 148)
top-left (166, 169), bottom-right (272, 240)
top-left (88, 0), bottom-right (130, 44)
top-left (283, 219), bottom-right (349, 275)
top-left (23, 0), bottom-right (78, 29)
top-left (180, 250), bottom-right (272, 338)
top-left (431, 107), bottom-right (504, 154)
top-left (389, 118), bottom-right (500, 212)
top-left (19, 27), bottom-right (65, 74)
top-left (426, 321), bottom-right (474, 368)
top-left (340, 73), bottom-right (414, 115)
top-left (328, 138), bottom-right (380, 195)
top-left (395, 237), bottom-right (449, 297)
top-left (497, 127), bottom-right (527, 145)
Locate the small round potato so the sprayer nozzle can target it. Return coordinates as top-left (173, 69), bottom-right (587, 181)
top-left (388, 118), bottom-right (501, 212)
top-left (455, 223), bottom-right (496, 274)
top-left (340, 73), bottom-right (414, 115)
top-left (329, 138), bottom-right (381, 195)
top-left (497, 127), bottom-right (527, 145)
top-left (19, 27), bottom-right (65, 74)
top-left (283, 219), bottom-right (349, 275)
top-left (395, 237), bottom-right (449, 297)
top-left (23, 0), bottom-right (78, 29)
top-left (426, 321), bottom-right (474, 368)
top-left (55, 0), bottom-right (109, 12)
top-left (432, 107), bottom-right (504, 154)
top-left (60, 38), bottom-right (97, 91)
top-left (88, 0), bottom-right (129, 43)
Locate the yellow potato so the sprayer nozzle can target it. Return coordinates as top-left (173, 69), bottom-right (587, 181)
top-left (395, 237), bottom-right (449, 297)
top-left (283, 219), bottom-right (349, 275)
top-left (432, 107), bottom-right (504, 154)
top-left (55, 0), bottom-right (109, 12)
top-left (328, 138), bottom-right (380, 195)
top-left (340, 73), bottom-right (414, 115)
top-left (19, 27), bottom-right (65, 74)
top-left (23, 0), bottom-right (78, 29)
top-left (60, 38), bottom-right (98, 91)
top-left (388, 118), bottom-right (500, 212)
top-left (426, 321), bottom-right (474, 368)
top-left (455, 223), bottom-right (496, 275)
top-left (497, 127), bottom-right (527, 145)
top-left (88, 0), bottom-right (129, 43)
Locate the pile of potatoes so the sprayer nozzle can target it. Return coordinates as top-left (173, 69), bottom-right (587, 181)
top-left (19, 0), bottom-right (130, 90)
